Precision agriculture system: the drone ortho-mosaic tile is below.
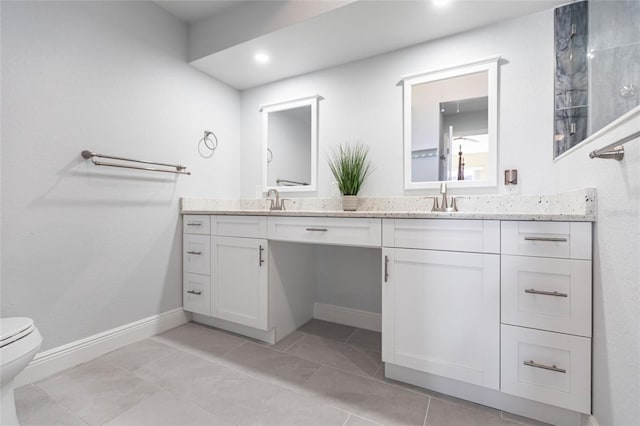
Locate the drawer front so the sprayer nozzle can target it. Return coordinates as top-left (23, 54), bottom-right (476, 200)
top-left (268, 217), bottom-right (381, 247)
top-left (501, 255), bottom-right (592, 337)
top-left (501, 221), bottom-right (591, 260)
top-left (183, 215), bottom-right (210, 235)
top-left (212, 215), bottom-right (268, 239)
top-left (183, 273), bottom-right (211, 316)
top-left (183, 234), bottom-right (210, 275)
top-left (382, 219), bottom-right (500, 253)
top-left (501, 325), bottom-right (591, 414)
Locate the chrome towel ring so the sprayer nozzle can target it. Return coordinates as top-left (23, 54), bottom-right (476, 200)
top-left (199, 130), bottom-right (218, 158)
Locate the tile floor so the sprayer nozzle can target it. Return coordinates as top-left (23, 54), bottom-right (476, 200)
top-left (16, 320), bottom-right (549, 426)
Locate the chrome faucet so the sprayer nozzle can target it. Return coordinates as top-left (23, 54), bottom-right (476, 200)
top-left (266, 188), bottom-right (286, 211)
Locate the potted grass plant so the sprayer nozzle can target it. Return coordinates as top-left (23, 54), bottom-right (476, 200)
top-left (327, 143), bottom-right (373, 211)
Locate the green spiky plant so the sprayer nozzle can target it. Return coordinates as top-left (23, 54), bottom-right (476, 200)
top-left (327, 143), bottom-right (373, 196)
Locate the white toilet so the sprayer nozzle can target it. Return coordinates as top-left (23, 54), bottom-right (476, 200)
top-left (1, 317), bottom-right (42, 426)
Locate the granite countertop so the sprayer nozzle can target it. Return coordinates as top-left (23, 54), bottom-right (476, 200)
top-left (181, 189), bottom-right (597, 222)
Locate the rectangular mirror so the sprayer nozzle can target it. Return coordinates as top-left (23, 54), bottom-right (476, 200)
top-left (403, 56), bottom-right (500, 189)
top-left (262, 95), bottom-right (319, 193)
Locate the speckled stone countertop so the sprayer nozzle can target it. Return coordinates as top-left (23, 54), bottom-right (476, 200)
top-left (181, 188), bottom-right (596, 222)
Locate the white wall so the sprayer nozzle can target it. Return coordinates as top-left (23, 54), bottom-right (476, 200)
top-left (552, 112), bottom-right (640, 426)
top-left (0, 1), bottom-right (241, 350)
top-left (240, 9), bottom-right (554, 199)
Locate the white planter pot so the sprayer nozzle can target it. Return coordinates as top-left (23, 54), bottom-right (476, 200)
top-left (342, 195), bottom-right (359, 211)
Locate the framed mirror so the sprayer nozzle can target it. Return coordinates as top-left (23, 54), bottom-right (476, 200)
top-left (261, 95), bottom-right (320, 192)
top-left (403, 56), bottom-right (500, 189)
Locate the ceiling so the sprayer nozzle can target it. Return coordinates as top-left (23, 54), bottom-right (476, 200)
top-left (154, 1), bottom-right (249, 24)
top-left (155, 0), bottom-right (564, 90)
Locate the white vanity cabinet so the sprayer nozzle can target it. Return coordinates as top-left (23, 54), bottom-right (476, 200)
top-left (500, 221), bottom-right (592, 414)
top-left (381, 219), bottom-right (501, 390)
top-left (183, 215), bottom-right (211, 316)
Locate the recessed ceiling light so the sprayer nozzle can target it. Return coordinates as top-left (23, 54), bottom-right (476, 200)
top-left (254, 53), bottom-right (270, 64)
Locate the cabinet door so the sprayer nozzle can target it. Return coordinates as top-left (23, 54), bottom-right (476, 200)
top-left (211, 236), bottom-right (268, 330)
top-left (382, 248), bottom-right (500, 390)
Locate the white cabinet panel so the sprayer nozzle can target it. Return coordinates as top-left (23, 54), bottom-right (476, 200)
top-left (211, 215), bottom-right (267, 239)
top-left (211, 236), bottom-right (268, 331)
top-left (268, 217), bottom-right (381, 247)
top-left (383, 219), bottom-right (500, 253)
top-left (183, 215), bottom-right (210, 235)
top-left (501, 221), bottom-right (592, 260)
top-left (501, 325), bottom-right (591, 414)
top-left (183, 234), bottom-right (210, 275)
top-left (501, 255), bottom-right (592, 337)
top-left (183, 273), bottom-right (211, 316)
top-left (382, 247), bottom-right (500, 390)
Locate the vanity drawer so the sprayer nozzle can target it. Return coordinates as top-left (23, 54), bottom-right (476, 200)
top-left (183, 215), bottom-right (210, 235)
top-left (501, 255), bottom-right (592, 337)
top-left (501, 324), bottom-right (591, 414)
top-left (183, 234), bottom-right (210, 275)
top-left (268, 217), bottom-right (382, 247)
top-left (501, 221), bottom-right (591, 260)
top-left (211, 215), bottom-right (268, 239)
top-left (183, 273), bottom-right (211, 316)
top-left (382, 219), bottom-right (499, 253)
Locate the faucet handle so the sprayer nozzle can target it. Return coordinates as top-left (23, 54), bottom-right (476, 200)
top-left (280, 199), bottom-right (287, 211)
top-left (428, 196), bottom-right (440, 212)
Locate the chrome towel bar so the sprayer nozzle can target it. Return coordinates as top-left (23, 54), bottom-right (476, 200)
top-left (589, 129), bottom-right (640, 161)
top-left (81, 150), bottom-right (190, 175)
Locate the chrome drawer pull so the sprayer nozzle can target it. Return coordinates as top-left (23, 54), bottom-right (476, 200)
top-left (384, 255), bottom-right (389, 282)
top-left (187, 251), bottom-right (202, 255)
top-left (306, 228), bottom-right (328, 232)
top-left (525, 288), bottom-right (568, 298)
top-left (523, 236), bottom-right (568, 242)
top-left (186, 290), bottom-right (202, 295)
top-left (187, 223), bottom-right (202, 226)
top-left (523, 360), bottom-right (566, 374)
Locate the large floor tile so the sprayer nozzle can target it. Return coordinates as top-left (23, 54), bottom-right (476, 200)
top-left (425, 398), bottom-right (516, 426)
top-left (101, 339), bottom-right (175, 371)
top-left (346, 329), bottom-right (382, 352)
top-left (298, 319), bottom-right (357, 342)
top-left (135, 350), bottom-right (250, 406)
top-left (303, 365), bottom-right (429, 425)
top-left (260, 331), bottom-right (304, 351)
top-left (344, 414), bottom-right (384, 426)
top-left (221, 341), bottom-right (321, 388)
top-left (35, 358), bottom-right (159, 425)
top-left (15, 385), bottom-right (87, 426)
top-left (195, 375), bottom-right (349, 426)
top-left (285, 334), bottom-right (381, 377)
top-left (152, 322), bottom-right (245, 360)
top-left (104, 391), bottom-right (226, 426)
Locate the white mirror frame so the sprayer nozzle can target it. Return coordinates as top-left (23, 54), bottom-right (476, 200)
top-left (402, 55), bottom-right (500, 190)
top-left (261, 95), bottom-right (320, 193)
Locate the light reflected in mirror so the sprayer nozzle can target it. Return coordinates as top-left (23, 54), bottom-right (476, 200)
top-left (403, 56), bottom-right (499, 189)
top-left (262, 96), bottom-right (319, 192)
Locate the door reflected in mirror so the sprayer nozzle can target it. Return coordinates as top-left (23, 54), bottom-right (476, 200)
top-left (262, 95), bottom-right (319, 192)
top-left (403, 56), bottom-right (499, 189)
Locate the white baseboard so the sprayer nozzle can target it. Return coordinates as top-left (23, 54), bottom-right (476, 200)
top-left (15, 308), bottom-right (189, 387)
top-left (313, 303), bottom-right (381, 332)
